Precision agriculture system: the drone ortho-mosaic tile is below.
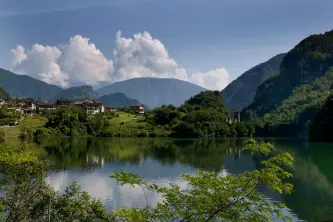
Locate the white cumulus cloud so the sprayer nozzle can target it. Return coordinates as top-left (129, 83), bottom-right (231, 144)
top-left (191, 68), bottom-right (229, 90)
top-left (11, 44), bottom-right (68, 87)
top-left (10, 31), bottom-right (229, 90)
top-left (111, 31), bottom-right (177, 82)
top-left (60, 35), bottom-right (113, 85)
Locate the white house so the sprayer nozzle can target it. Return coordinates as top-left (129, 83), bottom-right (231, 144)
top-left (73, 99), bottom-right (105, 115)
top-left (0, 99), bottom-right (6, 106)
top-left (131, 104), bottom-right (145, 115)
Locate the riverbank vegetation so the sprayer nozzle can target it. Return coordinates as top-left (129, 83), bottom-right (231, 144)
top-left (0, 139), bottom-right (294, 221)
top-left (8, 91), bottom-right (254, 140)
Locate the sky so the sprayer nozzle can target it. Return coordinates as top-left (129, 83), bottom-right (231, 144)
top-left (1, 0), bottom-right (333, 90)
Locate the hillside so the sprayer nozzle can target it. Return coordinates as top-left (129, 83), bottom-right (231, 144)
top-left (263, 67), bottom-right (333, 123)
top-left (0, 68), bottom-right (62, 100)
top-left (54, 85), bottom-right (98, 100)
top-left (99, 93), bottom-right (142, 108)
top-left (248, 30), bottom-right (333, 116)
top-left (97, 78), bottom-right (206, 109)
top-left (222, 53), bottom-right (285, 112)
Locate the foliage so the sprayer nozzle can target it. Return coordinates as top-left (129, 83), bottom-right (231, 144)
top-left (117, 106), bottom-right (132, 114)
top-left (42, 106), bottom-right (109, 137)
top-left (111, 139), bottom-right (294, 221)
top-left (309, 93), bottom-right (333, 141)
top-left (185, 90), bottom-right (224, 110)
top-left (263, 67), bottom-right (333, 123)
top-left (248, 29), bottom-right (333, 116)
top-left (0, 139), bottom-right (295, 221)
top-left (0, 143), bottom-right (115, 222)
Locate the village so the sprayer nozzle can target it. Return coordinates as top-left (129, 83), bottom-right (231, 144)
top-left (0, 97), bottom-right (145, 126)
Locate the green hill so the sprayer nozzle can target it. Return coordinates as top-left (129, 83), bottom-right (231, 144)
top-left (0, 68), bottom-right (62, 100)
top-left (222, 53), bottom-right (285, 112)
top-left (248, 30), bottom-right (333, 116)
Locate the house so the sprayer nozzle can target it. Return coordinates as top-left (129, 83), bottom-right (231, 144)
top-left (7, 98), bottom-right (36, 114)
top-left (0, 98), bottom-right (6, 106)
top-left (56, 99), bottom-right (72, 107)
top-left (37, 102), bottom-right (57, 113)
top-left (73, 99), bottom-right (105, 115)
top-left (131, 104), bottom-right (145, 115)
top-left (105, 107), bottom-right (117, 112)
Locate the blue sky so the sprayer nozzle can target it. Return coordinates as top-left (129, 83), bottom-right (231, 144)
top-left (1, 0), bottom-right (333, 89)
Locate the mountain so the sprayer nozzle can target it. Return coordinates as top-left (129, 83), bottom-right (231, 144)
top-left (97, 78), bottom-right (206, 109)
top-left (99, 93), bottom-right (142, 108)
top-left (54, 85), bottom-right (98, 100)
top-left (0, 68), bottom-right (62, 100)
top-left (263, 67), bottom-right (333, 123)
top-left (0, 87), bottom-right (10, 100)
top-left (248, 30), bottom-right (333, 116)
top-left (222, 53), bottom-right (285, 112)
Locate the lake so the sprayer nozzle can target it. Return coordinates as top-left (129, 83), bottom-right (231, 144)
top-left (26, 138), bottom-right (333, 221)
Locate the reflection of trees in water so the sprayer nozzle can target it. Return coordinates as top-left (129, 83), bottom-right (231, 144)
top-left (254, 140), bottom-right (333, 222)
top-left (37, 138), bottom-right (242, 171)
top-left (33, 138), bottom-right (333, 221)
top-left (40, 138), bottom-right (149, 169)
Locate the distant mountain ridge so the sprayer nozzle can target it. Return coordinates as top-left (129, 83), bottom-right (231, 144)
top-left (97, 77), bottom-right (206, 108)
top-left (0, 69), bottom-right (204, 109)
top-left (222, 53), bottom-right (286, 112)
top-left (54, 85), bottom-right (98, 100)
top-left (0, 68), bottom-right (62, 100)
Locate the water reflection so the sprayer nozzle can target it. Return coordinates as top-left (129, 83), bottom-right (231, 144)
top-left (32, 138), bottom-right (333, 221)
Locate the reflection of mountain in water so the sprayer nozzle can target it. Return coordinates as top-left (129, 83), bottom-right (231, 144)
top-left (32, 138), bottom-right (333, 221)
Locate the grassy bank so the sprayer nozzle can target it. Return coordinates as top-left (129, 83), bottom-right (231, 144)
top-left (0, 115), bottom-right (48, 138)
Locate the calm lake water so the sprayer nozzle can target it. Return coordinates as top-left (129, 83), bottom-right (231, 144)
top-left (27, 138), bottom-right (333, 221)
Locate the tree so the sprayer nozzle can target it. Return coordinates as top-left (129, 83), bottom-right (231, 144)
top-left (111, 139), bottom-right (294, 221)
top-left (0, 143), bottom-right (115, 222)
top-left (1, 140), bottom-right (294, 221)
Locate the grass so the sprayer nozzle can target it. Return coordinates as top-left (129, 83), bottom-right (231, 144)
top-left (20, 115), bottom-right (48, 127)
top-left (0, 127), bottom-right (22, 138)
top-left (0, 115), bottom-right (48, 138)
top-left (109, 112), bottom-right (145, 126)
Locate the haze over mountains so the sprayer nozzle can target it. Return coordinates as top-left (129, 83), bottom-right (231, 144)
top-left (97, 78), bottom-right (206, 108)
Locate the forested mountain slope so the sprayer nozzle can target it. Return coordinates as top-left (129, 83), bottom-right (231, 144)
top-left (222, 53), bottom-right (285, 112)
top-left (0, 68), bottom-right (62, 100)
top-left (248, 30), bottom-right (333, 116)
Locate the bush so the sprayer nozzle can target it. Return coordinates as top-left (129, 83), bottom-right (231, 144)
top-left (0, 119), bottom-right (7, 126)
top-left (137, 129), bottom-right (149, 137)
top-left (0, 130), bottom-right (5, 142)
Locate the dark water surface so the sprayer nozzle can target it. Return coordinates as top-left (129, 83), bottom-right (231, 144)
top-left (30, 138), bottom-right (333, 221)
